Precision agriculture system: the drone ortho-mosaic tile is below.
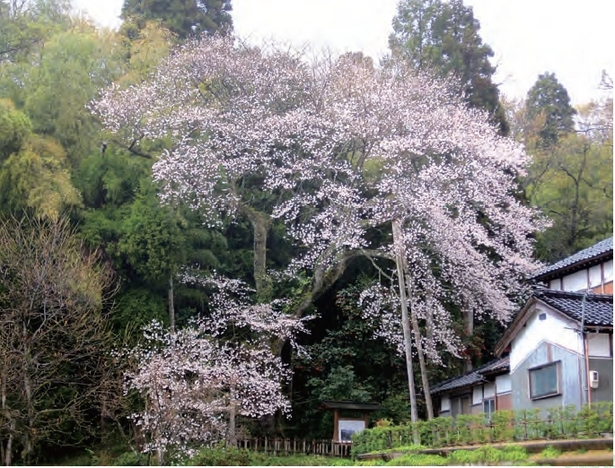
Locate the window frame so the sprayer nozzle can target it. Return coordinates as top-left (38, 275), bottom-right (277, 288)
top-left (483, 397), bottom-right (495, 421)
top-left (528, 361), bottom-right (561, 400)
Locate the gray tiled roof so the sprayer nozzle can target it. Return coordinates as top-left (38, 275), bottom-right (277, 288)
top-left (430, 356), bottom-right (510, 395)
top-left (535, 289), bottom-right (613, 327)
top-left (533, 238), bottom-right (613, 281)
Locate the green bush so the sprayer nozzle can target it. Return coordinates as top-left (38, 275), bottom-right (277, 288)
top-left (385, 453), bottom-right (447, 466)
top-left (352, 403), bottom-right (614, 455)
top-left (448, 445), bottom-right (528, 465)
top-left (188, 446), bottom-right (255, 466)
top-left (540, 445), bottom-right (561, 459)
top-left (112, 451), bottom-right (143, 466)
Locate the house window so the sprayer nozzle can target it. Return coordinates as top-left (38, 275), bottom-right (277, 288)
top-left (483, 398), bottom-right (495, 420)
top-left (529, 362), bottom-right (560, 399)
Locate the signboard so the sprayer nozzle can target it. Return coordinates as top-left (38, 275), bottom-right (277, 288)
top-left (338, 419), bottom-right (365, 442)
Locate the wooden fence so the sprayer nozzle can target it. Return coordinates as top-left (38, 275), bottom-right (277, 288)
top-left (236, 438), bottom-right (352, 457)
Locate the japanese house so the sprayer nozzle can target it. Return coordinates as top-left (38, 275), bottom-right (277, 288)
top-left (431, 238), bottom-right (613, 416)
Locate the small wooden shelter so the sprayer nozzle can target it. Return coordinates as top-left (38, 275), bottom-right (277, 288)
top-left (319, 400), bottom-right (383, 442)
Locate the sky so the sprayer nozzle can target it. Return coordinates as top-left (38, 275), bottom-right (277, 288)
top-left (71, 0), bottom-right (613, 106)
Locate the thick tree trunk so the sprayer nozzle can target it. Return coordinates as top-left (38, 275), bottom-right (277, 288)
top-left (464, 311), bottom-right (473, 371)
top-left (168, 275), bottom-right (175, 332)
top-left (392, 219), bottom-right (419, 441)
top-left (241, 206), bottom-right (272, 303)
top-left (228, 384), bottom-right (237, 447)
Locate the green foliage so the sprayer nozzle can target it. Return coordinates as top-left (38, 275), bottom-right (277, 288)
top-left (23, 28), bottom-right (123, 164)
top-left (0, 98), bottom-right (32, 160)
top-left (291, 282), bottom-right (412, 439)
top-left (525, 72), bottom-right (576, 148)
top-left (114, 287), bottom-right (168, 333)
top-left (0, 0), bottom-right (73, 65)
top-left (121, 0), bottom-right (233, 40)
top-left (187, 446), bottom-right (254, 466)
top-left (0, 134), bottom-right (82, 220)
top-left (307, 366), bottom-right (372, 403)
top-left (389, 0), bottom-right (508, 135)
top-left (540, 445), bottom-right (562, 459)
top-left (186, 445), bottom-right (358, 466)
top-left (449, 445), bottom-right (528, 464)
top-left (117, 21), bottom-right (173, 86)
top-left (118, 185), bottom-right (185, 283)
top-left (76, 151), bottom-right (150, 209)
top-left (352, 403), bottom-right (614, 456)
top-left (385, 453), bottom-right (447, 466)
top-left (528, 132), bottom-right (613, 262)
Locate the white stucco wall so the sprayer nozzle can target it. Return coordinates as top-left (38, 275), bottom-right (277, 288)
top-left (562, 270), bottom-right (588, 291)
top-left (605, 260), bottom-right (613, 283)
top-left (510, 305), bottom-right (582, 372)
top-left (495, 374), bottom-right (511, 394)
top-left (551, 260), bottom-right (613, 292)
top-left (589, 265), bottom-right (602, 288)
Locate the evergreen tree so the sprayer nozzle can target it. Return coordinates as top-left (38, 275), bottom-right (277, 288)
top-left (389, 0), bottom-right (509, 135)
top-left (525, 72), bottom-right (577, 148)
top-left (121, 0), bottom-right (232, 40)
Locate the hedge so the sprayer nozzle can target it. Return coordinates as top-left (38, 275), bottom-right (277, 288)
top-left (351, 402), bottom-right (613, 456)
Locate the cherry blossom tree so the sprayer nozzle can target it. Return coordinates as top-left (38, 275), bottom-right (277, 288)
top-left (92, 37), bottom-right (373, 314)
top-left (94, 37), bottom-right (544, 423)
top-left (339, 58), bottom-right (544, 420)
top-left (275, 54), bottom-right (544, 421)
top-left (124, 275), bottom-right (309, 463)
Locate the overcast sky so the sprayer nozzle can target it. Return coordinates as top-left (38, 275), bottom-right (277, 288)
top-left (72, 0), bottom-right (613, 106)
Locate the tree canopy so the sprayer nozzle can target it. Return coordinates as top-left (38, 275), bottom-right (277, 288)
top-left (525, 71), bottom-right (577, 148)
top-left (389, 0), bottom-right (509, 135)
top-left (121, 0), bottom-right (233, 39)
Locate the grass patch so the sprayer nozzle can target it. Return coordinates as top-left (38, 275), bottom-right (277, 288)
top-left (381, 443), bottom-right (427, 453)
top-left (385, 453), bottom-right (448, 466)
top-left (540, 446), bottom-right (562, 459)
top-left (448, 445), bottom-right (529, 465)
top-left (187, 447), bottom-right (362, 466)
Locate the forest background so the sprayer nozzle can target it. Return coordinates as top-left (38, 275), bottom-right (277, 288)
top-left (0, 0), bottom-right (612, 465)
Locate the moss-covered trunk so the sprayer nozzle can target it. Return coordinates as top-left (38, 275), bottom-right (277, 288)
top-left (240, 205), bottom-right (272, 303)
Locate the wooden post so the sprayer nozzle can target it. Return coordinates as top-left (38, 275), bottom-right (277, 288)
top-left (333, 408), bottom-right (339, 441)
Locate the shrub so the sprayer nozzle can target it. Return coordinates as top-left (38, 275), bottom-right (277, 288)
top-left (351, 403), bottom-right (614, 455)
top-left (540, 446), bottom-right (561, 459)
top-left (188, 446), bottom-right (255, 466)
top-left (385, 453), bottom-right (447, 466)
top-left (112, 451), bottom-right (143, 466)
top-left (449, 445), bottom-right (528, 465)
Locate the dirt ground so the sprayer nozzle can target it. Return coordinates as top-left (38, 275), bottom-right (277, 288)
top-left (529, 449), bottom-right (614, 466)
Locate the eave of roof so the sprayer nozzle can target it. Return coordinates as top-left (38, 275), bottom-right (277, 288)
top-left (494, 289), bottom-right (613, 356)
top-left (319, 401), bottom-right (383, 411)
top-left (535, 289), bottom-right (613, 327)
top-left (532, 238), bottom-right (613, 282)
top-left (430, 356), bottom-right (510, 395)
